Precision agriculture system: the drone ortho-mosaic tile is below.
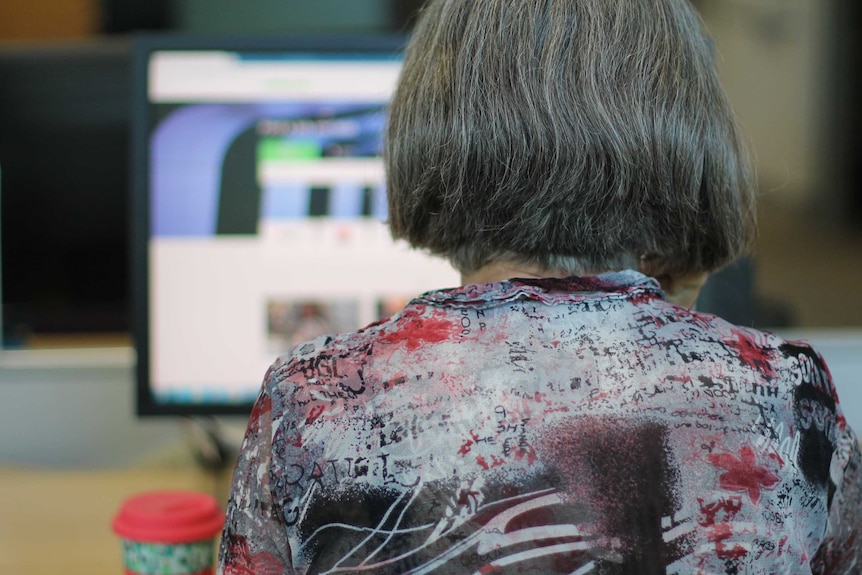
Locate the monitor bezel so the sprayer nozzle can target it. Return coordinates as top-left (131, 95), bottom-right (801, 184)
top-left (131, 33), bottom-right (407, 416)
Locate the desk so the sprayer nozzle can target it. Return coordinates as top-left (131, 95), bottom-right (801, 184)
top-left (0, 466), bottom-right (232, 575)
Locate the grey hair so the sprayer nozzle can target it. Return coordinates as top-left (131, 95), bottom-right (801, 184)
top-left (385, 0), bottom-right (756, 277)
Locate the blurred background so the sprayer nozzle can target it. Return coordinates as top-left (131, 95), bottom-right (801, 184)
top-left (696, 0), bottom-right (862, 329)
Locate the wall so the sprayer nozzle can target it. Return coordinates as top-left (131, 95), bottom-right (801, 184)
top-left (0, 0), bottom-right (98, 40)
top-left (0, 347), bottom-right (247, 468)
top-left (701, 0), bottom-right (862, 328)
top-left (171, 0), bottom-right (393, 34)
top-left (701, 0), bottom-right (827, 204)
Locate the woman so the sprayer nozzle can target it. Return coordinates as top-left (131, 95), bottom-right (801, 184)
top-left (220, 0), bottom-right (862, 573)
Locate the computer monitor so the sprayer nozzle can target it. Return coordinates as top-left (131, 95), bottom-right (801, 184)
top-left (0, 41), bottom-right (131, 342)
top-left (132, 35), bottom-right (460, 416)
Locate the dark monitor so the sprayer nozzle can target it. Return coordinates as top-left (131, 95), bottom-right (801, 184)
top-left (0, 41), bottom-right (131, 342)
top-left (132, 35), bottom-right (459, 416)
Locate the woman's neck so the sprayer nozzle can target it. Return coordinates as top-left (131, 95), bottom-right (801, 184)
top-left (460, 261), bottom-right (590, 285)
top-left (461, 260), bottom-right (709, 309)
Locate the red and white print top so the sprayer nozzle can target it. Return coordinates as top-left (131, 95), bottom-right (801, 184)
top-left (219, 271), bottom-right (862, 575)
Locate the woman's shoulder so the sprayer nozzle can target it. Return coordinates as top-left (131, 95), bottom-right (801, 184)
top-left (259, 309), bottom-right (409, 408)
top-left (665, 303), bottom-right (834, 388)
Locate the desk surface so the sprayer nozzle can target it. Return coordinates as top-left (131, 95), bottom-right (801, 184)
top-left (0, 466), bottom-right (232, 575)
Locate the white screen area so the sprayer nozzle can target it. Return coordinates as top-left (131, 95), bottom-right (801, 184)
top-left (147, 50), bottom-right (460, 404)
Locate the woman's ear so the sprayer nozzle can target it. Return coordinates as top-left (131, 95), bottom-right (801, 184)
top-left (654, 272), bottom-right (709, 309)
top-left (639, 257), bottom-right (709, 309)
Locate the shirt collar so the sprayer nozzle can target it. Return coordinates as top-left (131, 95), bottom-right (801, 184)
top-left (415, 270), bottom-right (665, 309)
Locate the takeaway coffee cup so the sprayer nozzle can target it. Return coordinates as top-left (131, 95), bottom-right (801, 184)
top-left (113, 490), bottom-right (225, 575)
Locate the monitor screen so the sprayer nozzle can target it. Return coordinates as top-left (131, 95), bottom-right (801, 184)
top-left (132, 36), bottom-right (460, 415)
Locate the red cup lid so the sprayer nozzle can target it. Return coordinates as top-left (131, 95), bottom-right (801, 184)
top-left (112, 490), bottom-right (225, 544)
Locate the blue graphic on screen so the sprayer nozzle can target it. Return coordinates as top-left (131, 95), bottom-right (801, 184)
top-left (150, 102), bottom-right (388, 237)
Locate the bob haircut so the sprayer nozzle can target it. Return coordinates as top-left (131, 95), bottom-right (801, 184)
top-left (385, 0), bottom-right (755, 277)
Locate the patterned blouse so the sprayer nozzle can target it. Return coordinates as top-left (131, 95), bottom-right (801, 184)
top-left (219, 271), bottom-right (862, 575)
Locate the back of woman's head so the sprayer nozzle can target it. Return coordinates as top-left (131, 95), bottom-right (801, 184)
top-left (385, 0), bottom-right (755, 277)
